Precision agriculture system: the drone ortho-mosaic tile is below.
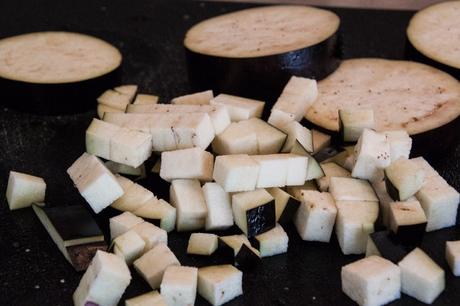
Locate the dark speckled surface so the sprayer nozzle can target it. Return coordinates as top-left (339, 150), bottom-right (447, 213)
top-left (0, 1), bottom-right (459, 305)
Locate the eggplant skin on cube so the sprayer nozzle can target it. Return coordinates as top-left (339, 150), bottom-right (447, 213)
top-left (0, 32), bottom-right (122, 114)
top-left (184, 5), bottom-right (340, 104)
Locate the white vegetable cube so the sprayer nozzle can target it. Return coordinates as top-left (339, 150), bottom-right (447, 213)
top-left (352, 129), bottom-right (391, 182)
top-left (170, 179), bottom-right (208, 231)
top-left (446, 241), bottom-right (460, 276)
top-left (160, 266), bottom-right (198, 306)
top-left (213, 155), bottom-right (260, 192)
top-left (388, 200), bottom-right (427, 245)
top-left (212, 122), bottom-right (258, 155)
top-left (335, 200), bottom-right (379, 255)
top-left (133, 94), bottom-right (159, 105)
top-left (338, 109), bottom-right (375, 142)
top-left (132, 222), bottom-right (167, 252)
top-left (134, 199), bottom-right (177, 233)
top-left (384, 130), bottom-right (412, 162)
top-left (279, 121), bottom-right (313, 153)
top-left (267, 108), bottom-right (296, 131)
top-left (67, 153), bottom-right (123, 213)
top-left (110, 128), bottom-right (152, 168)
top-left (114, 84), bottom-right (137, 97)
top-left (294, 191), bottom-right (337, 242)
top-left (202, 183), bottom-right (233, 230)
top-left (171, 90), bottom-right (213, 105)
top-left (97, 104), bottom-right (122, 119)
top-left (341, 256), bottom-right (401, 306)
top-left (113, 230), bottom-right (146, 265)
top-left (285, 154), bottom-right (308, 186)
top-left (198, 265), bottom-right (243, 306)
top-left (174, 113), bottom-right (215, 150)
top-left (6, 171), bottom-right (46, 210)
top-left (109, 211), bottom-right (144, 240)
top-left (97, 89), bottom-right (132, 110)
top-left (398, 248), bottom-right (445, 304)
top-left (187, 233), bottom-right (218, 255)
top-left (384, 158), bottom-right (425, 201)
top-left (125, 291), bottom-right (166, 306)
top-left (253, 155), bottom-right (288, 188)
top-left (316, 162), bottom-right (351, 192)
top-left (210, 94), bottom-right (264, 122)
top-left (329, 177), bottom-right (378, 202)
top-left (160, 147), bottom-right (214, 182)
top-left (254, 224), bottom-right (288, 257)
top-left (73, 250), bottom-right (131, 306)
top-left (286, 181), bottom-right (318, 201)
top-left (246, 118), bottom-right (286, 154)
top-left (111, 179), bottom-right (154, 212)
top-left (86, 119), bottom-right (120, 160)
top-left (134, 243), bottom-right (180, 289)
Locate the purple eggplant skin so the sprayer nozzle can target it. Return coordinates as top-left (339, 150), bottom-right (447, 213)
top-left (0, 66), bottom-right (120, 115)
top-left (393, 222), bottom-right (427, 247)
top-left (235, 243), bottom-right (261, 270)
top-left (185, 32), bottom-right (341, 113)
top-left (245, 200), bottom-right (276, 238)
top-left (370, 230), bottom-right (412, 264)
top-left (277, 197), bottom-right (301, 227)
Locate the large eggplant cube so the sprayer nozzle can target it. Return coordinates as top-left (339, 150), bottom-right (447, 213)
top-left (86, 119), bottom-right (120, 160)
top-left (67, 153), bottom-right (123, 213)
top-left (198, 265), bottom-right (243, 306)
top-left (253, 155), bottom-right (288, 188)
top-left (133, 243), bottom-right (180, 289)
top-left (113, 230), bottom-right (146, 265)
top-left (219, 235), bottom-right (260, 268)
top-left (213, 155), bottom-right (260, 192)
top-left (266, 187), bottom-right (301, 225)
top-left (286, 181), bottom-right (318, 201)
top-left (160, 147), bottom-right (214, 182)
top-left (341, 256), bottom-right (401, 306)
top-left (338, 109), bottom-right (375, 142)
top-left (6, 171), bottom-right (46, 210)
top-left (171, 90), bottom-right (213, 105)
top-left (385, 158), bottom-right (425, 201)
top-left (210, 94), bottom-right (264, 122)
top-left (160, 266), bottom-right (198, 306)
top-left (336, 200), bottom-right (379, 255)
top-left (111, 178), bottom-right (154, 212)
top-left (285, 154), bottom-right (308, 185)
top-left (232, 189), bottom-right (276, 237)
top-left (110, 128), bottom-right (152, 168)
top-left (294, 191), bottom-right (337, 242)
top-left (73, 250), bottom-right (131, 306)
top-left (187, 233), bottom-right (218, 256)
top-left (212, 122), bottom-right (258, 155)
top-left (134, 199), bottom-right (177, 233)
top-left (365, 231), bottom-right (410, 264)
top-left (132, 222), bottom-right (167, 252)
top-left (384, 130), bottom-right (412, 162)
top-left (352, 129), bottom-right (391, 182)
top-left (316, 162), bottom-right (351, 192)
top-left (109, 211), bottom-right (144, 239)
top-left (202, 183), bottom-right (233, 230)
top-left (398, 248), bottom-right (445, 304)
top-left (125, 291), bottom-right (166, 306)
top-left (173, 113), bottom-right (215, 150)
top-left (329, 177), bottom-right (378, 202)
top-left (253, 224), bottom-right (288, 257)
top-left (170, 179), bottom-right (208, 232)
top-left (388, 200), bottom-right (427, 245)
top-left (446, 241), bottom-right (460, 276)
top-left (279, 121), bottom-right (313, 153)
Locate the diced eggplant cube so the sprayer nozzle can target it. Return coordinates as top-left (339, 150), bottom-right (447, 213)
top-left (316, 162), bottom-right (351, 192)
top-left (294, 191), bottom-right (337, 242)
top-left (111, 177), bottom-right (154, 212)
top-left (113, 230), bottom-right (146, 265)
top-left (187, 233), bottom-right (218, 256)
top-left (279, 121), bottom-right (313, 153)
top-left (286, 181), bottom-right (318, 201)
top-left (290, 141), bottom-right (324, 180)
top-left (133, 93), bottom-right (159, 105)
top-left (388, 200), bottom-right (427, 245)
top-left (335, 200), bottom-right (379, 255)
top-left (134, 243), bottom-right (180, 289)
top-left (341, 256), bottom-right (401, 306)
top-left (253, 224), bottom-right (288, 257)
top-left (329, 177), bottom-right (378, 202)
top-left (110, 128), bottom-right (152, 168)
top-left (202, 183), bottom-right (233, 230)
top-left (109, 211), bottom-right (144, 240)
top-left (384, 158), bottom-right (425, 201)
top-left (210, 94), bottom-right (264, 122)
top-left (285, 154), bottom-right (309, 186)
top-left (171, 90), bottom-right (213, 105)
top-left (125, 291), bottom-right (166, 306)
top-left (97, 104), bottom-right (123, 119)
top-left (245, 118), bottom-right (286, 154)
top-left (73, 250), bottom-right (131, 306)
top-left (198, 265), bottom-right (243, 306)
top-left (267, 109), bottom-right (296, 130)
top-left (134, 199), bottom-right (177, 233)
top-left (213, 154), bottom-right (260, 192)
top-left (219, 235), bottom-right (260, 268)
top-left (212, 122), bottom-right (258, 155)
top-left (312, 129), bottom-right (331, 155)
top-left (352, 129), bottom-right (391, 182)
top-left (338, 109), bottom-right (375, 142)
top-left (232, 189), bottom-right (276, 237)
top-left (86, 119), bottom-right (120, 160)
top-left (132, 222), bottom-right (167, 252)
top-left (371, 179), bottom-right (395, 227)
top-left (6, 171), bottom-right (46, 210)
top-left (160, 266), bottom-right (198, 306)
top-left (160, 147), bottom-right (214, 182)
top-left (253, 155), bottom-right (288, 188)
top-left (170, 179), bottom-right (208, 231)
top-left (114, 84), bottom-right (138, 98)
top-left (67, 153), bottom-right (123, 213)
top-left (266, 187), bottom-right (301, 225)
top-left (97, 89), bottom-right (132, 110)
top-left (446, 241), bottom-right (460, 276)
top-left (398, 248), bottom-right (445, 304)
top-left (365, 231), bottom-right (410, 264)
top-left (384, 130), bottom-right (412, 162)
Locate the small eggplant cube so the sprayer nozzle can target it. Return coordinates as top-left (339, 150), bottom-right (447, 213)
top-left (266, 187), bottom-right (301, 225)
top-left (111, 178), bottom-right (154, 212)
top-left (329, 177), bottom-right (378, 202)
top-left (253, 155), bottom-right (288, 188)
top-left (113, 230), bottom-right (146, 265)
top-left (341, 256), bottom-right (401, 306)
top-left (338, 109), bottom-right (375, 142)
top-left (316, 162), bottom-right (351, 192)
top-left (285, 154), bottom-right (308, 185)
top-left (388, 200), bottom-right (427, 246)
top-left (202, 183), bottom-right (233, 231)
top-left (85, 119), bottom-right (120, 160)
top-left (398, 248), bottom-right (445, 304)
top-left (446, 241), bottom-right (460, 276)
top-left (213, 154), bottom-right (260, 192)
top-left (279, 120), bottom-right (313, 153)
top-left (132, 222), bottom-right (167, 252)
top-left (294, 191), bottom-right (337, 242)
top-left (109, 211), bottom-right (145, 240)
top-left (198, 265), bottom-right (243, 306)
top-left (134, 243), bottom-right (180, 289)
top-left (365, 231), bottom-right (410, 264)
top-left (384, 130), bottom-right (412, 162)
top-left (253, 224), bottom-right (288, 257)
top-left (125, 291), bottom-right (166, 306)
top-left (160, 147), bottom-right (214, 182)
top-left (187, 233), bottom-right (219, 256)
top-left (134, 199), bottom-right (177, 233)
top-left (160, 266), bottom-right (198, 306)
top-left (384, 158), bottom-right (425, 201)
top-left (6, 171), bottom-right (46, 210)
top-left (210, 94), bottom-right (264, 122)
top-left (232, 189), bottom-right (276, 237)
top-left (110, 128), bottom-right (152, 168)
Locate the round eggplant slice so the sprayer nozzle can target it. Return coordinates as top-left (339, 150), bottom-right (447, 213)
top-left (406, 1), bottom-right (460, 79)
top-left (0, 31), bottom-right (122, 114)
top-left (304, 58), bottom-right (460, 160)
top-left (184, 5), bottom-right (340, 105)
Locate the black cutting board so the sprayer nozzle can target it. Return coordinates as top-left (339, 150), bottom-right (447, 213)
top-left (0, 1), bottom-right (459, 305)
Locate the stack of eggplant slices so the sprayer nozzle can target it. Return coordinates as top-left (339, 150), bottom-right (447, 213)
top-left (4, 2), bottom-right (460, 306)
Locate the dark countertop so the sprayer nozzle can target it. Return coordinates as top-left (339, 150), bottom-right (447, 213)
top-left (0, 1), bottom-right (459, 305)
